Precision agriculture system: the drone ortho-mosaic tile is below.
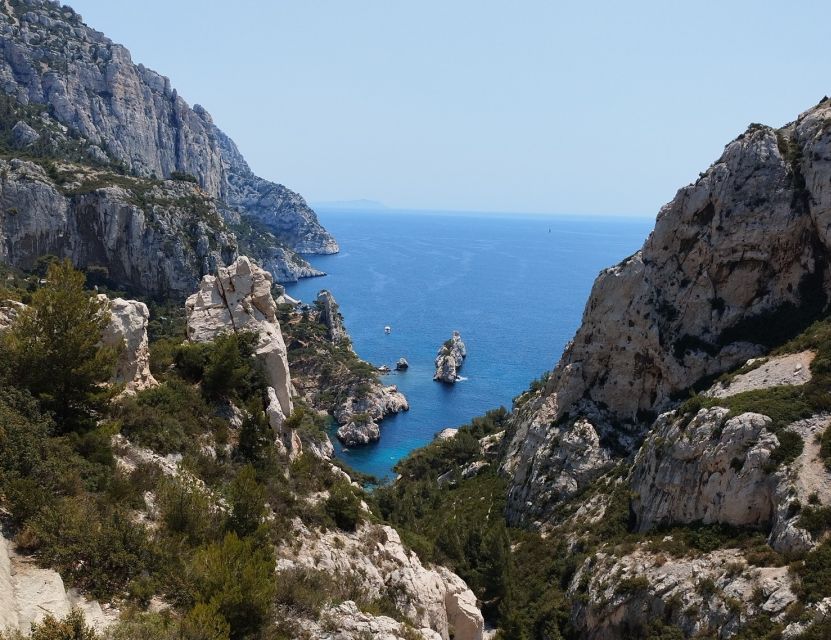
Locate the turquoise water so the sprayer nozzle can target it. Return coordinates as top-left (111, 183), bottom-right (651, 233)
top-left (285, 209), bottom-right (653, 479)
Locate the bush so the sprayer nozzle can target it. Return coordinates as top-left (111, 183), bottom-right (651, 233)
top-left (24, 497), bottom-right (153, 600)
top-left (157, 477), bottom-right (224, 546)
top-left (324, 482), bottom-right (363, 532)
top-left (226, 465), bottom-right (267, 537)
top-left (796, 540), bottom-right (831, 602)
top-left (188, 533), bottom-right (276, 640)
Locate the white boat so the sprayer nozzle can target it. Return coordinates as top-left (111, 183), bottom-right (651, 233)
top-left (384, 326), bottom-right (391, 334)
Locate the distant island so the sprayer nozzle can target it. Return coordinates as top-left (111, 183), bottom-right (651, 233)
top-left (311, 198), bottom-right (389, 210)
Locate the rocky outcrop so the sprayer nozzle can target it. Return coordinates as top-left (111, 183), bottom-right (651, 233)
top-left (0, 159), bottom-right (237, 296)
top-left (0, 534), bottom-right (116, 636)
top-left (631, 409), bottom-right (779, 531)
top-left (0, 299), bottom-right (23, 330)
top-left (316, 289), bottom-right (348, 345)
top-left (276, 519), bottom-right (484, 640)
top-left (434, 332), bottom-right (466, 383)
top-left (504, 100), bottom-right (831, 526)
top-left (0, 0), bottom-right (336, 280)
top-left (570, 546), bottom-right (796, 639)
top-left (396, 357), bottom-right (409, 371)
top-left (336, 417), bottom-right (380, 447)
top-left (631, 407), bottom-right (829, 554)
top-left (185, 256), bottom-right (297, 455)
top-left (98, 295), bottom-right (157, 394)
top-left (334, 384), bottom-right (409, 446)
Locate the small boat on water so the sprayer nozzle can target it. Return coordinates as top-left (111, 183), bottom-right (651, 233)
top-left (384, 326), bottom-right (391, 334)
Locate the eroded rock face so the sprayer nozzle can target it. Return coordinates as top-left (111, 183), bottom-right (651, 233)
top-left (631, 409), bottom-right (778, 531)
top-left (334, 384), bottom-right (409, 446)
top-left (504, 101), bottom-right (831, 526)
top-left (98, 295), bottom-right (157, 394)
top-left (316, 289), bottom-right (348, 345)
top-left (570, 547), bottom-right (796, 639)
top-left (434, 332), bottom-right (466, 383)
top-left (276, 520), bottom-right (484, 640)
top-left (631, 408), bottom-right (829, 554)
top-left (0, 159), bottom-right (237, 296)
top-left (185, 256), bottom-right (297, 454)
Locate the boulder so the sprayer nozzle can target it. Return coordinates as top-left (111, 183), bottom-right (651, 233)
top-left (10, 120), bottom-right (39, 147)
top-left (396, 357), bottom-right (409, 371)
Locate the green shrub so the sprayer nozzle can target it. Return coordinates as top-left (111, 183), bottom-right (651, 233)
top-left (324, 482), bottom-right (363, 532)
top-left (188, 533), bottom-right (276, 640)
top-left (226, 465), bottom-right (267, 537)
top-left (797, 506), bottom-right (831, 536)
top-left (181, 603), bottom-right (231, 640)
top-left (796, 540), bottom-right (831, 602)
top-left (24, 497), bottom-right (154, 600)
top-left (157, 477), bottom-right (224, 546)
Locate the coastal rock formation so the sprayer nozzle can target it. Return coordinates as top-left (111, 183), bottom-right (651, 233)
top-left (434, 332), bottom-right (466, 383)
top-left (396, 357), bottom-right (409, 371)
top-left (316, 289), bottom-right (348, 345)
top-left (0, 535), bottom-right (116, 635)
top-left (336, 416), bottom-right (380, 447)
top-left (0, 0), bottom-right (336, 281)
top-left (185, 256), bottom-right (297, 453)
top-left (504, 101), bottom-right (831, 526)
top-left (276, 519), bottom-right (484, 640)
top-left (97, 295), bottom-right (157, 394)
top-left (0, 159), bottom-right (237, 296)
top-left (334, 384), bottom-right (409, 446)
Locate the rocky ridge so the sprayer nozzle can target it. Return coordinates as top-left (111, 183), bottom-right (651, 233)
top-left (0, 0), bottom-right (336, 284)
top-left (503, 100), bottom-right (831, 527)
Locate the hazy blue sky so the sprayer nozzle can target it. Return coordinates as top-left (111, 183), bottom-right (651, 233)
top-left (68, 0), bottom-right (831, 215)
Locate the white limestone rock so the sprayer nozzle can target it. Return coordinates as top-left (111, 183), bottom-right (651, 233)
top-left (570, 547), bottom-right (796, 639)
top-left (276, 520), bottom-right (484, 640)
top-left (504, 104), bottom-right (831, 526)
top-left (97, 295), bottom-right (158, 394)
top-left (434, 332), bottom-right (466, 383)
top-left (186, 256), bottom-right (297, 455)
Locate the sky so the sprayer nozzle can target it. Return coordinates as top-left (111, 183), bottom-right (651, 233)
top-left (67, 0), bottom-right (831, 215)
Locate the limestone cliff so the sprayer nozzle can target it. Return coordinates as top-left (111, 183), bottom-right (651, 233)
top-left (0, 158), bottom-right (236, 296)
top-left (0, 0), bottom-right (336, 282)
top-left (503, 100), bottom-right (831, 526)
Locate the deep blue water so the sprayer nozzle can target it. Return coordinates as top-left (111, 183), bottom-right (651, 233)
top-left (285, 209), bottom-right (653, 479)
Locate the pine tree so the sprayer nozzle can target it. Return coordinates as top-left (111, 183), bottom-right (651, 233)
top-left (1, 259), bottom-right (118, 431)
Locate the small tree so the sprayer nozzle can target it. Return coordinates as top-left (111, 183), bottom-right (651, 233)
top-left (1, 259), bottom-right (118, 431)
top-left (227, 465), bottom-right (267, 537)
top-left (189, 533), bottom-right (276, 640)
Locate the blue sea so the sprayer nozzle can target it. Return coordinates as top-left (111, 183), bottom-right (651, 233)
top-left (285, 209), bottom-right (653, 479)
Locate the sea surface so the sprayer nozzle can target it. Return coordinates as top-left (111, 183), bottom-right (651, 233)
top-left (285, 209), bottom-right (653, 480)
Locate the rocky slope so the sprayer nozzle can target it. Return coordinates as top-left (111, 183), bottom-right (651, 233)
top-left (503, 100), bottom-right (831, 527)
top-left (0, 0), bottom-right (336, 284)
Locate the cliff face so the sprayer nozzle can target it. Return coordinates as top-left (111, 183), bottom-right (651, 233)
top-left (504, 100), bottom-right (831, 526)
top-left (0, 0), bottom-right (336, 280)
top-left (0, 158), bottom-right (237, 296)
